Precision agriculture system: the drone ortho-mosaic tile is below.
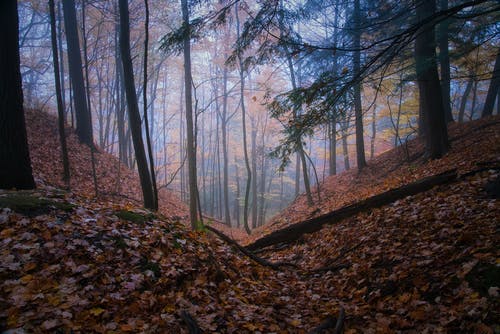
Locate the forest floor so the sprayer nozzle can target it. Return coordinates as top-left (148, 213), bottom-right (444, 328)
top-left (0, 110), bottom-right (499, 333)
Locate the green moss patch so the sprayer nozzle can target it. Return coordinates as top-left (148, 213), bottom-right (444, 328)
top-left (0, 194), bottom-right (74, 216)
top-left (114, 210), bottom-right (156, 225)
top-left (466, 262), bottom-right (500, 298)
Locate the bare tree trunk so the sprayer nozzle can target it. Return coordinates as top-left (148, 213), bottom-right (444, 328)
top-left (482, 49), bottom-right (500, 117)
top-left (235, 4), bottom-right (251, 234)
top-left (62, 0), bottom-right (93, 147)
top-left (49, 0), bottom-right (70, 187)
top-left (222, 65), bottom-right (231, 226)
top-left (342, 116), bottom-right (350, 171)
top-left (251, 120), bottom-right (258, 229)
top-left (143, 0), bottom-right (158, 210)
top-left (181, 0), bottom-right (199, 227)
top-left (329, 116), bottom-right (337, 175)
top-left (353, 0), bottom-right (366, 170)
top-left (458, 76), bottom-right (473, 123)
top-left (0, 0), bottom-right (35, 190)
top-left (81, 0), bottom-right (98, 197)
top-left (118, 0), bottom-right (155, 209)
top-left (415, 0), bottom-right (449, 159)
top-left (438, 0), bottom-right (453, 123)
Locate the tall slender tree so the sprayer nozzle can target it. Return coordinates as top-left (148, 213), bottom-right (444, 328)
top-left (0, 0), bottom-right (35, 190)
top-left (353, 0), bottom-right (367, 170)
top-left (235, 3), bottom-right (252, 234)
top-left (62, 0), bottom-right (93, 147)
top-left (415, 0), bottom-right (449, 159)
top-left (482, 49), bottom-right (500, 117)
top-left (143, 0), bottom-right (159, 210)
top-left (118, 0), bottom-right (156, 210)
top-left (181, 0), bottom-right (200, 228)
top-left (49, 0), bottom-right (70, 187)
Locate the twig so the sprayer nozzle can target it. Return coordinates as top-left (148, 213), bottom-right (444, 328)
top-left (205, 225), bottom-right (298, 270)
top-left (334, 307), bottom-right (346, 334)
top-left (180, 310), bottom-right (202, 334)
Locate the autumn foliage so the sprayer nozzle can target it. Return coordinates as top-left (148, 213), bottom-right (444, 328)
top-left (1, 110), bottom-right (499, 332)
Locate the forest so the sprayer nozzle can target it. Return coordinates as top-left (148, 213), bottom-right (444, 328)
top-left (1, 0), bottom-right (499, 332)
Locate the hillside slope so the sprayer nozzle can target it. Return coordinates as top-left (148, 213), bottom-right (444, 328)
top-left (243, 116), bottom-right (500, 244)
top-left (0, 111), bottom-right (498, 333)
top-left (25, 109), bottom-right (188, 220)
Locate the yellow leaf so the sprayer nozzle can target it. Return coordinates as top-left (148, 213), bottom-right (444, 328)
top-left (120, 324), bottom-right (134, 331)
top-left (162, 304), bottom-right (176, 313)
top-left (289, 319), bottom-right (301, 327)
top-left (23, 262), bottom-right (37, 272)
top-left (20, 274), bottom-right (33, 284)
top-left (89, 307), bottom-right (105, 316)
top-left (1, 228), bottom-right (14, 237)
top-left (398, 293), bottom-right (411, 303)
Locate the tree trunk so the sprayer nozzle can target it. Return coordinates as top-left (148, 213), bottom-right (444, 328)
top-left (181, 0), bottom-right (199, 227)
top-left (251, 120), bottom-right (258, 229)
top-left (49, 0), bottom-right (70, 187)
top-left (438, 0), bottom-right (453, 123)
top-left (482, 49), bottom-right (500, 117)
top-left (143, 0), bottom-right (159, 211)
top-left (235, 3), bottom-right (252, 235)
top-left (222, 64), bottom-right (231, 226)
top-left (353, 0), bottom-right (367, 170)
top-left (329, 116), bottom-right (337, 175)
top-left (118, 0), bottom-right (155, 210)
top-left (341, 116), bottom-right (350, 171)
top-left (62, 0), bottom-right (93, 147)
top-left (0, 0), bottom-right (35, 190)
top-left (458, 76), bottom-right (473, 123)
top-left (415, 0), bottom-right (449, 159)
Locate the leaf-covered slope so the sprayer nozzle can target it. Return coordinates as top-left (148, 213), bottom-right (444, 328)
top-left (260, 169), bottom-right (500, 332)
top-left (0, 189), bottom-right (342, 333)
top-left (244, 116), bottom-right (500, 244)
top-left (25, 109), bottom-right (188, 220)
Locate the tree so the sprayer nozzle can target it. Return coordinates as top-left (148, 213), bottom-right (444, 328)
top-left (118, 0), bottom-right (156, 210)
top-left (62, 0), bottom-right (93, 147)
top-left (235, 3), bottom-right (252, 234)
top-left (0, 0), bottom-right (35, 190)
top-left (181, 0), bottom-right (200, 228)
top-left (352, 0), bottom-right (367, 170)
top-left (414, 0), bottom-right (449, 159)
top-left (482, 49), bottom-right (500, 117)
top-left (438, 0), bottom-right (454, 123)
top-left (143, 0), bottom-right (159, 210)
top-left (49, 0), bottom-right (70, 187)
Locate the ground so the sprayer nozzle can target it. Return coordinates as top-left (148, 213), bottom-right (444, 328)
top-left (0, 110), bottom-right (499, 333)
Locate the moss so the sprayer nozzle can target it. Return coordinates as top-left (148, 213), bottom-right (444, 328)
top-left (466, 262), bottom-right (500, 298)
top-left (112, 236), bottom-right (128, 249)
top-left (0, 194), bottom-right (74, 216)
top-left (140, 259), bottom-right (161, 278)
top-left (114, 210), bottom-right (155, 225)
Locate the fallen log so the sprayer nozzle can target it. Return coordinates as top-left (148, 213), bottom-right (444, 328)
top-left (308, 307), bottom-right (345, 334)
top-left (204, 225), bottom-right (298, 270)
top-left (246, 169), bottom-right (458, 251)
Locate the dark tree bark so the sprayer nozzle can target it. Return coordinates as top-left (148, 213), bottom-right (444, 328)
top-left (118, 0), bottom-right (156, 210)
top-left (221, 64), bottom-right (231, 226)
top-left (251, 120), bottom-right (258, 229)
top-left (438, 0), bottom-right (453, 123)
top-left (143, 0), bottom-right (159, 211)
top-left (181, 0), bottom-right (200, 227)
top-left (62, 0), bottom-right (93, 147)
top-left (415, 0), bottom-right (449, 159)
top-left (458, 76), bottom-right (473, 123)
top-left (482, 49), bottom-right (500, 117)
top-left (49, 0), bottom-right (70, 187)
top-left (0, 0), bottom-right (35, 190)
top-left (353, 0), bottom-right (367, 170)
top-left (235, 3), bottom-right (252, 234)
